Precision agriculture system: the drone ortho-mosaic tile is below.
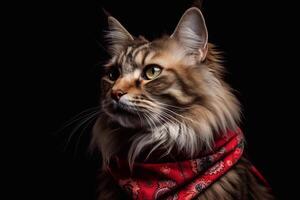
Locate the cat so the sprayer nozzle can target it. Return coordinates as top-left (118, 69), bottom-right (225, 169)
top-left (91, 7), bottom-right (274, 200)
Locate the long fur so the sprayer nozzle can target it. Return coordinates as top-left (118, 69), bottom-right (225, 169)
top-left (92, 7), bottom-right (273, 200)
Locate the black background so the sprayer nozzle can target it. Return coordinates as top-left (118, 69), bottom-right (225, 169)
top-left (10, 0), bottom-right (297, 199)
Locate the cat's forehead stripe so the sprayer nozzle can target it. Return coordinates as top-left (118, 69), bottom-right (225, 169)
top-left (124, 46), bottom-right (134, 65)
top-left (129, 43), bottom-right (150, 66)
top-left (143, 51), bottom-right (157, 66)
top-left (141, 49), bottom-right (152, 66)
top-left (131, 43), bottom-right (150, 60)
top-left (117, 51), bottom-right (125, 65)
top-left (123, 47), bottom-right (132, 64)
top-left (114, 43), bottom-right (153, 73)
top-left (134, 50), bottom-right (144, 66)
top-left (126, 46), bottom-right (133, 56)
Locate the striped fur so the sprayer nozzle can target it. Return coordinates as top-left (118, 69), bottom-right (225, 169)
top-left (92, 7), bottom-right (273, 199)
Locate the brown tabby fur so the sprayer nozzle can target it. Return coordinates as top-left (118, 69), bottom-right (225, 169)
top-left (93, 7), bottom-right (274, 200)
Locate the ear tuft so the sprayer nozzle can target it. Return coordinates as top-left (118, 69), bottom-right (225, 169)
top-left (171, 7), bottom-right (208, 60)
top-left (105, 16), bottom-right (134, 56)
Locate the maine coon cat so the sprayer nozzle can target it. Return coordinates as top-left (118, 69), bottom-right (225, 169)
top-left (91, 7), bottom-right (273, 200)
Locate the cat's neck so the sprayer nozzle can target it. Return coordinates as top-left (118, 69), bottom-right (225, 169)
top-left (92, 114), bottom-right (237, 169)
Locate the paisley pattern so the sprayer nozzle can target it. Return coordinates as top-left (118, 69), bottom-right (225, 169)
top-left (108, 129), bottom-right (263, 200)
top-left (154, 181), bottom-right (178, 200)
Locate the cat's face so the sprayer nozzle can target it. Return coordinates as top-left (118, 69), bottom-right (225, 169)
top-left (101, 8), bottom-right (209, 128)
top-left (102, 40), bottom-right (198, 128)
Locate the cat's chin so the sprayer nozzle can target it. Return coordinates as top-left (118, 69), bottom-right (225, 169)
top-left (106, 111), bottom-right (160, 129)
top-left (114, 116), bottom-right (164, 130)
top-left (104, 109), bottom-right (143, 129)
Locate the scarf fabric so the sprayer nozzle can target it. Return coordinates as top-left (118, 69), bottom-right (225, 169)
top-left (108, 129), bottom-right (266, 200)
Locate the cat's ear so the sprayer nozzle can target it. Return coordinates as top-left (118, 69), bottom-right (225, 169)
top-left (106, 16), bottom-right (134, 56)
top-left (171, 7), bottom-right (208, 61)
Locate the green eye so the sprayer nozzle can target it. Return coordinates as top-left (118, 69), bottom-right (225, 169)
top-left (143, 64), bottom-right (162, 80)
top-left (107, 67), bottom-right (120, 81)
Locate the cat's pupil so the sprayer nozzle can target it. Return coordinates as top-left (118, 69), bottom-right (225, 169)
top-left (152, 67), bottom-right (156, 74)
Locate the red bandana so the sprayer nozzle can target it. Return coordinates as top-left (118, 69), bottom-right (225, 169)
top-left (108, 129), bottom-right (268, 200)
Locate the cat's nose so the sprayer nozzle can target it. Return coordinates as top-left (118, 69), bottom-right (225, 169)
top-left (111, 89), bottom-right (126, 102)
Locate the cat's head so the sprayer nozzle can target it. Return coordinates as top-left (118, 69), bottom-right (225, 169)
top-left (99, 7), bottom-right (240, 158)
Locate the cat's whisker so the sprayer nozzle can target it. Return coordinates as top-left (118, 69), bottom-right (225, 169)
top-left (138, 98), bottom-right (190, 111)
top-left (132, 104), bottom-right (144, 127)
top-left (144, 95), bottom-right (192, 110)
top-left (55, 106), bottom-right (101, 135)
top-left (101, 100), bottom-right (112, 107)
top-left (144, 111), bottom-right (157, 131)
top-left (129, 102), bottom-right (190, 126)
top-left (74, 115), bottom-right (97, 157)
top-left (141, 113), bottom-right (164, 159)
top-left (154, 101), bottom-right (190, 110)
top-left (64, 111), bottom-right (100, 152)
top-left (143, 114), bottom-right (173, 160)
top-left (152, 107), bottom-right (184, 126)
top-left (158, 105), bottom-right (199, 124)
top-left (128, 112), bottom-right (158, 165)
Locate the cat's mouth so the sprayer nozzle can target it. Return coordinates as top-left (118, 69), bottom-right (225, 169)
top-left (111, 102), bottom-right (141, 117)
top-left (104, 101), bottom-right (146, 128)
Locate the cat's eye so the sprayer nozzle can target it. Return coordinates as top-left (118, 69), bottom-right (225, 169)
top-left (143, 64), bottom-right (162, 80)
top-left (107, 68), bottom-right (120, 81)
